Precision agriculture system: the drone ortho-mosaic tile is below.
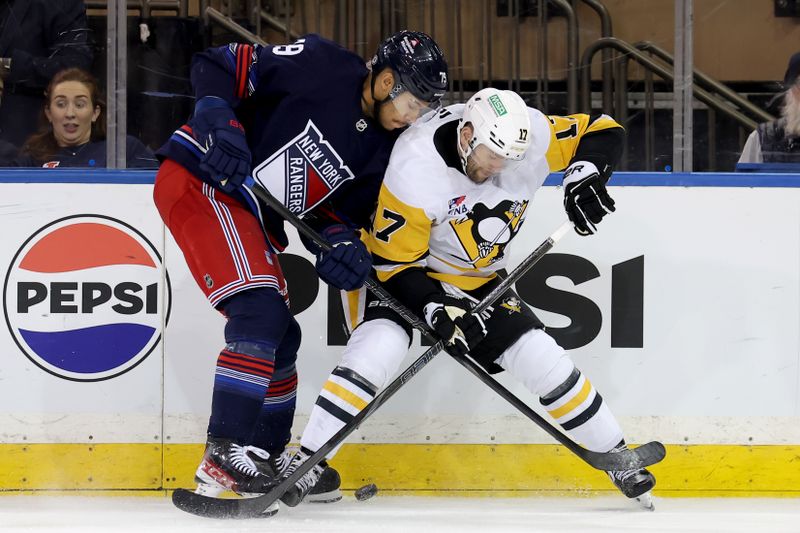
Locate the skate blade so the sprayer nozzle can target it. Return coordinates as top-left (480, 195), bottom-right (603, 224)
top-left (634, 491), bottom-right (655, 511)
top-left (305, 489), bottom-right (343, 504)
top-left (194, 483), bottom-right (225, 498)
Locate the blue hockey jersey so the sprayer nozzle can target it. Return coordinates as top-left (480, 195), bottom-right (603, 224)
top-left (157, 34), bottom-right (400, 249)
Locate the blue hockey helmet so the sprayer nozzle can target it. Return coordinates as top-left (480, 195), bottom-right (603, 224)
top-left (371, 30), bottom-right (448, 105)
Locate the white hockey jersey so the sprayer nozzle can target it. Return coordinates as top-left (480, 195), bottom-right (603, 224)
top-left (367, 104), bottom-right (621, 291)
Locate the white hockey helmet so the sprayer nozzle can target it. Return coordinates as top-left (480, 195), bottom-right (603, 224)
top-left (458, 88), bottom-right (532, 165)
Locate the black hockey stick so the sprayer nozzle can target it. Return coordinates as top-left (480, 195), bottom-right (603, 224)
top-left (172, 205), bottom-right (573, 519)
top-left (244, 182), bottom-right (664, 467)
top-left (171, 183), bottom-right (665, 518)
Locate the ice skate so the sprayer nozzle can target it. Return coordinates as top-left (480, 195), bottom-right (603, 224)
top-left (194, 438), bottom-right (278, 512)
top-left (305, 460), bottom-right (342, 503)
top-left (606, 441), bottom-right (656, 510)
top-left (276, 448), bottom-right (328, 507)
top-left (247, 447), bottom-right (342, 503)
top-left (248, 447), bottom-right (292, 478)
top-left (607, 467), bottom-right (656, 510)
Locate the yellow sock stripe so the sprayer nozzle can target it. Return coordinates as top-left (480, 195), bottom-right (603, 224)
top-left (323, 380), bottom-right (368, 410)
top-left (547, 378), bottom-right (593, 419)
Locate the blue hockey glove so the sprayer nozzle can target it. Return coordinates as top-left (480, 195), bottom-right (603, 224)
top-left (562, 160), bottom-right (616, 236)
top-left (193, 96), bottom-right (251, 193)
top-left (423, 294), bottom-right (488, 357)
top-left (315, 225), bottom-right (372, 291)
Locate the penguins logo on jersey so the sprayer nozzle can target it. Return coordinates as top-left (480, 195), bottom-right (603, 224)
top-left (500, 296), bottom-right (522, 314)
top-left (252, 120), bottom-right (356, 215)
top-left (448, 199), bottom-right (528, 268)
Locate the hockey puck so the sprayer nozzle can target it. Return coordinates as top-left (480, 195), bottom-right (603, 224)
top-left (354, 483), bottom-right (378, 501)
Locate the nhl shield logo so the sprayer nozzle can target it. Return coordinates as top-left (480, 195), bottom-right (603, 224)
top-left (252, 120), bottom-right (356, 216)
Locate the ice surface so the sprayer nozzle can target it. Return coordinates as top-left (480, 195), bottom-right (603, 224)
top-left (1, 494), bottom-right (798, 533)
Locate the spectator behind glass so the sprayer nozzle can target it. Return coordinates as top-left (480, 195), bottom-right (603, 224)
top-left (739, 52), bottom-right (800, 164)
top-left (0, 75), bottom-right (17, 164)
top-left (16, 68), bottom-right (158, 168)
top-left (0, 0), bottom-right (93, 147)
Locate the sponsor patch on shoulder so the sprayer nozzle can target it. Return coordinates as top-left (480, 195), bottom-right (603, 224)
top-left (448, 195), bottom-right (468, 215)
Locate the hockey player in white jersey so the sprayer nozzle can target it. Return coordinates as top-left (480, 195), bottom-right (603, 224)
top-left (283, 88), bottom-right (656, 508)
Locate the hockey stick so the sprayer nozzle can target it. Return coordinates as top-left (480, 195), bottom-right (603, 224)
top-left (172, 205), bottom-right (572, 519)
top-left (244, 181), bottom-right (664, 467)
top-left (171, 183), bottom-right (665, 518)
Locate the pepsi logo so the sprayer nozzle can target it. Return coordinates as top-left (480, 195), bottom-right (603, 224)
top-left (3, 215), bottom-right (171, 382)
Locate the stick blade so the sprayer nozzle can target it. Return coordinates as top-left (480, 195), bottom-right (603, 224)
top-left (584, 441), bottom-right (667, 471)
top-left (171, 488), bottom-right (276, 519)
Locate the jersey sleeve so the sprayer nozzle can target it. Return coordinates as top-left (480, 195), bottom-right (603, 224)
top-left (190, 34), bottom-right (346, 107)
top-left (544, 114), bottom-right (625, 175)
top-left (366, 180), bottom-right (434, 283)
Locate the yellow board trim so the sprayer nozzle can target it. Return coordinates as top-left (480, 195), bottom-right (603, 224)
top-left (548, 379), bottom-right (592, 419)
top-left (323, 380), bottom-right (368, 410)
top-left (2, 444), bottom-right (800, 497)
top-left (0, 444), bottom-right (162, 490)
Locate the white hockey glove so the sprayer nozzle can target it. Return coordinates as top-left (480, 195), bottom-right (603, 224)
top-left (423, 294), bottom-right (488, 357)
top-left (562, 161), bottom-right (616, 236)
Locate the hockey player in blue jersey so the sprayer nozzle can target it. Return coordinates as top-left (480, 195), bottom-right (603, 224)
top-left (153, 31), bottom-right (448, 513)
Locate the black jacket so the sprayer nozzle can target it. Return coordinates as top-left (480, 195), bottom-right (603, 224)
top-left (13, 136), bottom-right (158, 168)
top-left (0, 0), bottom-right (93, 146)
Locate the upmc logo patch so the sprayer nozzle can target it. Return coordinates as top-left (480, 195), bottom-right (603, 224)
top-left (3, 215), bottom-right (170, 382)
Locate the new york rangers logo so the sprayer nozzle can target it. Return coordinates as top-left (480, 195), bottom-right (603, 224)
top-left (252, 121), bottom-right (355, 215)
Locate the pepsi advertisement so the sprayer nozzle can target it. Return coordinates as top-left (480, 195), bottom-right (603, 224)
top-left (4, 214), bottom-right (170, 382)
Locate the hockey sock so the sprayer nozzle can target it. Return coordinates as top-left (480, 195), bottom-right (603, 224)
top-left (248, 315), bottom-right (301, 454)
top-left (496, 328), bottom-right (623, 453)
top-left (540, 368), bottom-right (623, 452)
top-left (249, 365), bottom-right (298, 455)
top-left (208, 340), bottom-right (276, 442)
top-left (300, 319), bottom-right (408, 457)
top-left (209, 288), bottom-right (292, 443)
top-left (300, 366), bottom-right (378, 457)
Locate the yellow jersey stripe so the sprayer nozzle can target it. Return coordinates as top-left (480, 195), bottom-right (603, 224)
top-left (545, 113), bottom-right (623, 172)
top-left (346, 290), bottom-right (361, 331)
top-left (375, 263), bottom-right (420, 282)
top-left (367, 185), bottom-right (432, 265)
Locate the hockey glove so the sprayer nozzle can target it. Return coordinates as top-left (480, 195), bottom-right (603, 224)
top-left (562, 160), bottom-right (616, 236)
top-left (315, 225), bottom-right (372, 291)
top-left (193, 96), bottom-right (252, 193)
top-left (423, 294), bottom-right (488, 357)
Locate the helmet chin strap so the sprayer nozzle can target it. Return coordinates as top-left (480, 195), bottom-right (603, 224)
top-left (456, 121), bottom-right (476, 176)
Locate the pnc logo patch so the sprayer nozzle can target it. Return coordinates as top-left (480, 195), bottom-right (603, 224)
top-left (3, 215), bottom-right (170, 382)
